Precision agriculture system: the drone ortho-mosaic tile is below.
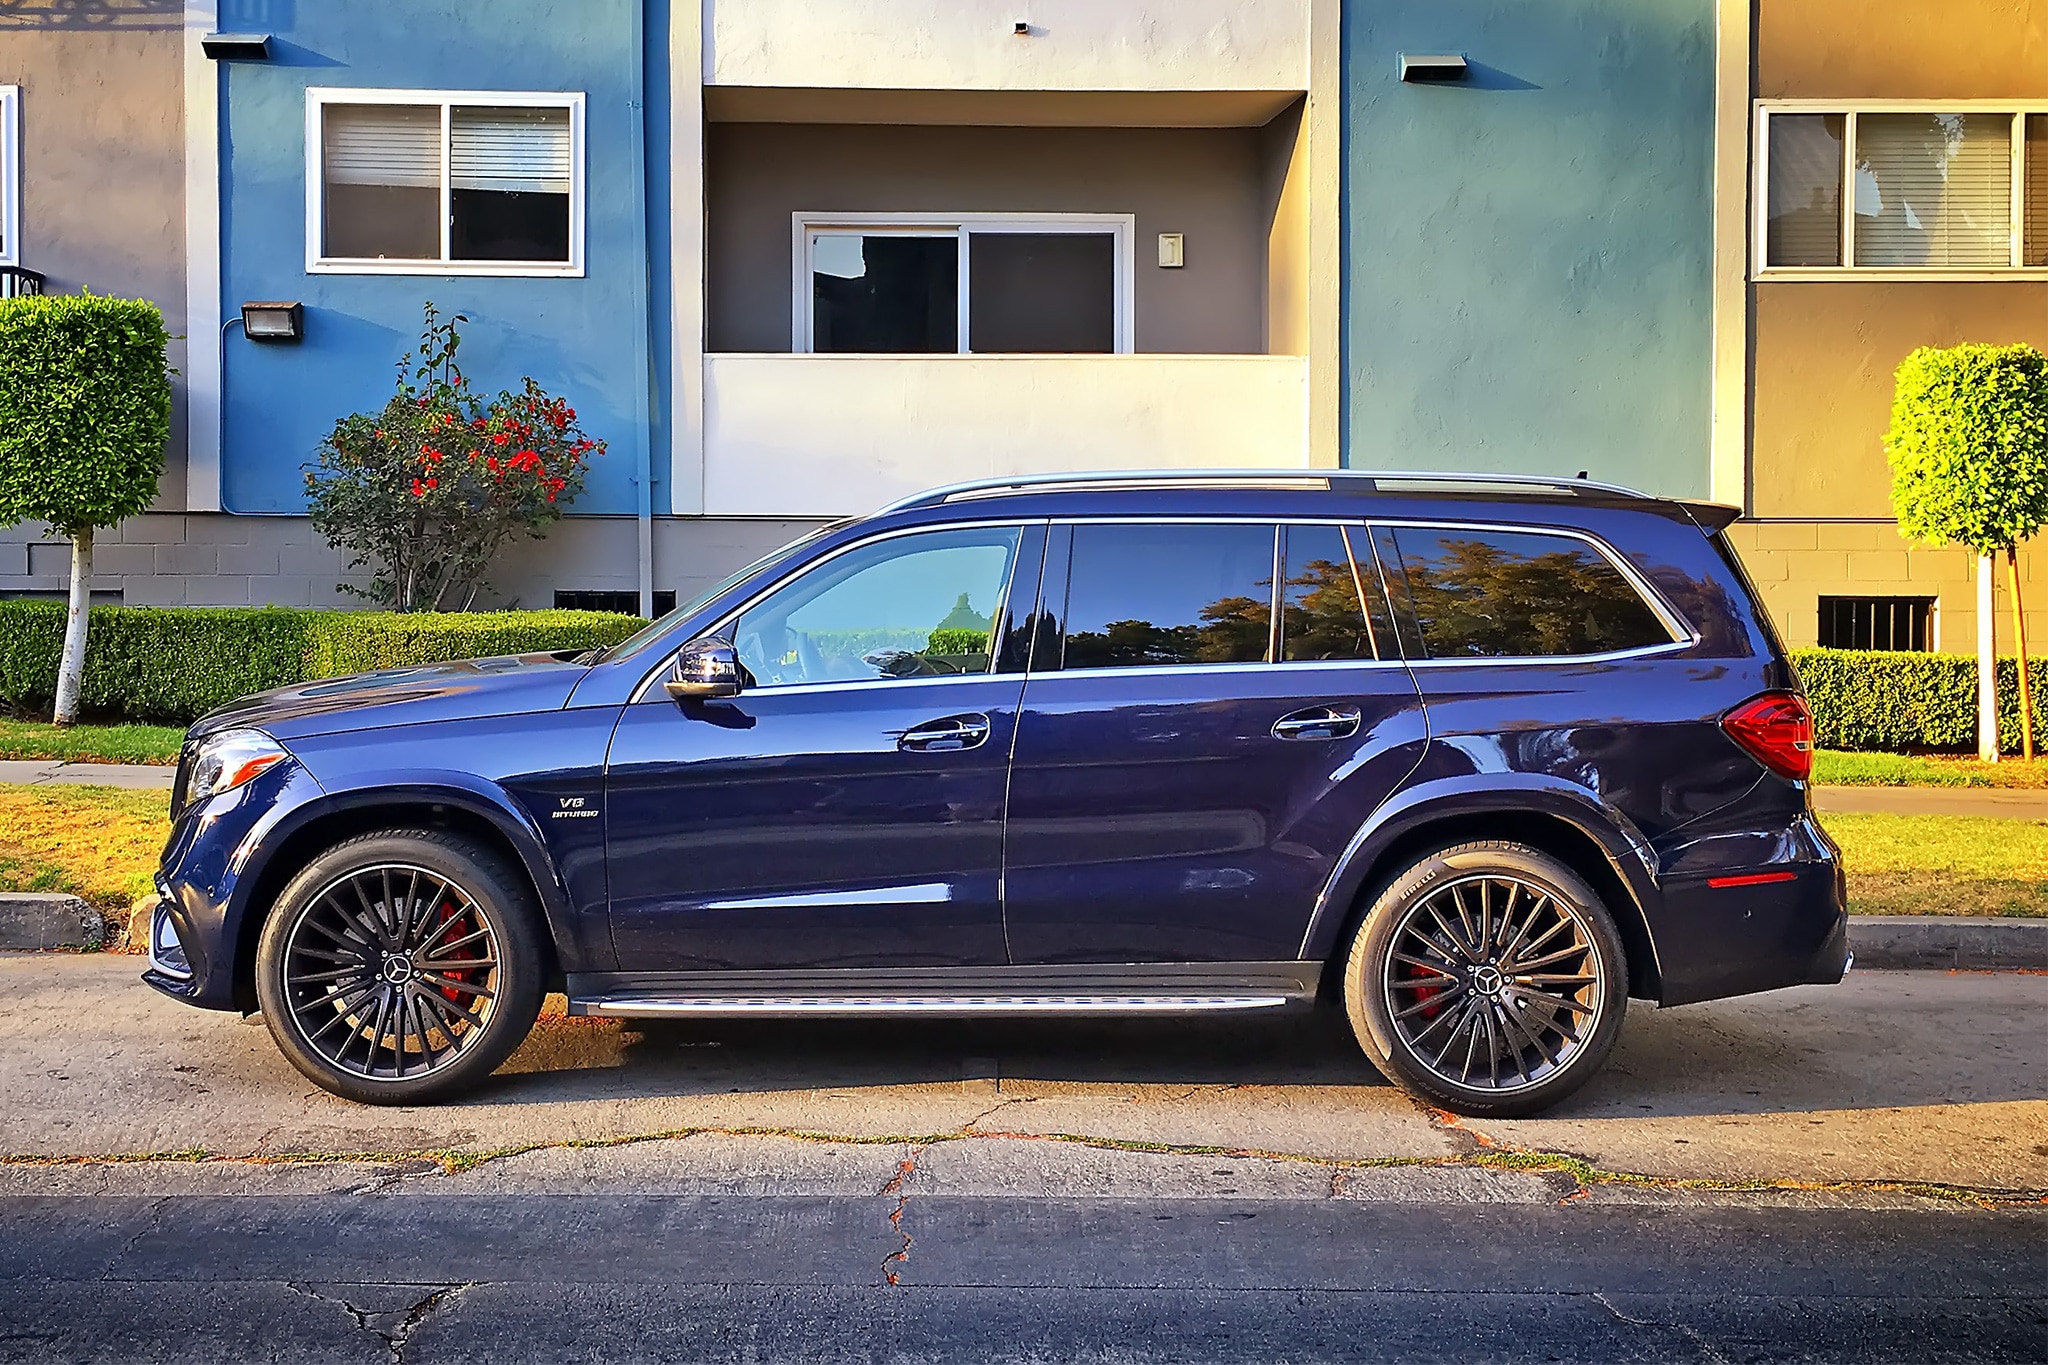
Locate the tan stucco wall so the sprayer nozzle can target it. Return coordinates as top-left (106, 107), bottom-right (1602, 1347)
top-left (1751, 282), bottom-right (2048, 519)
top-left (1741, 0), bottom-right (2048, 656)
top-left (704, 121), bottom-right (1273, 355)
top-left (1758, 0), bottom-right (2047, 100)
top-left (0, 22), bottom-right (186, 498)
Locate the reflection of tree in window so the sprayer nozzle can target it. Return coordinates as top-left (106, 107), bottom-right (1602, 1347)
top-left (1396, 533), bottom-right (1669, 658)
top-left (1068, 593), bottom-right (1270, 668)
top-left (1282, 525), bottom-right (1375, 661)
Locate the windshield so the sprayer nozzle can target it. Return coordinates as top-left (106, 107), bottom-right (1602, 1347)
top-left (587, 520), bottom-right (850, 665)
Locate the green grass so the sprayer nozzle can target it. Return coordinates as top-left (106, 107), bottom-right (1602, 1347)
top-left (0, 718), bottom-right (182, 766)
top-left (1820, 811), bottom-right (2048, 917)
top-left (0, 784), bottom-right (171, 911)
top-left (1812, 749), bottom-right (2048, 789)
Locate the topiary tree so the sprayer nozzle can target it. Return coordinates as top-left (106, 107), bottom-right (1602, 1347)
top-left (1886, 343), bottom-right (2048, 760)
top-left (305, 304), bottom-right (603, 611)
top-left (0, 295), bottom-right (172, 726)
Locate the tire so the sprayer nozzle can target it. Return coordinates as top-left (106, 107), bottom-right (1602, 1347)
top-left (1341, 840), bottom-right (1628, 1119)
top-left (254, 828), bottom-right (546, 1105)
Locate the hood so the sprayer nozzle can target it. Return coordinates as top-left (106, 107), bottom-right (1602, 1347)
top-left (189, 651), bottom-right (594, 744)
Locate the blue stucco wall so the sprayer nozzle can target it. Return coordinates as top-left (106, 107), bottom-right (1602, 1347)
top-left (217, 0), bottom-right (659, 515)
top-left (1341, 0), bottom-right (1716, 496)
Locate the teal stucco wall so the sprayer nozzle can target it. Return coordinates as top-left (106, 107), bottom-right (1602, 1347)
top-left (1341, 0), bottom-right (1716, 496)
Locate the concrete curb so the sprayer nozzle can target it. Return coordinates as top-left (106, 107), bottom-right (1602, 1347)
top-left (1846, 916), bottom-right (2048, 972)
top-left (0, 892), bottom-right (109, 950)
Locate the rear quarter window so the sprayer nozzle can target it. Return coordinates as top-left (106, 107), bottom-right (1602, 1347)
top-left (1386, 526), bottom-right (1676, 659)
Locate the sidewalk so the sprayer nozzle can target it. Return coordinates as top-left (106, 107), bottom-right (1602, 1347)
top-left (0, 759), bottom-right (173, 789)
top-left (4, 760), bottom-right (2047, 817)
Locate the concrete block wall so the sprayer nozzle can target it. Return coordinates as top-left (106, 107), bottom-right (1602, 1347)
top-left (0, 515), bottom-right (820, 614)
top-left (1726, 521), bottom-right (2048, 655)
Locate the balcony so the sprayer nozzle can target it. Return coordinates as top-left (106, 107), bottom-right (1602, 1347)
top-left (700, 352), bottom-right (1310, 518)
top-left (704, 0), bottom-right (1309, 96)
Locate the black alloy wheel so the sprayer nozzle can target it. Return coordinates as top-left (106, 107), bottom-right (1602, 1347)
top-left (255, 829), bottom-right (545, 1104)
top-left (1343, 840), bottom-right (1628, 1118)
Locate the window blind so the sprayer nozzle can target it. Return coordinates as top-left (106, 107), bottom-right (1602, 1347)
top-left (1854, 113), bottom-right (2012, 268)
top-left (1766, 113), bottom-right (1844, 267)
top-left (2027, 115), bottom-right (2047, 268)
top-left (322, 104), bottom-right (440, 189)
top-left (450, 106), bottom-right (571, 195)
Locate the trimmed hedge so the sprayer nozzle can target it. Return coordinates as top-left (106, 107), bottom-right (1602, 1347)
top-left (1791, 647), bottom-right (2048, 754)
top-left (0, 601), bottom-right (642, 724)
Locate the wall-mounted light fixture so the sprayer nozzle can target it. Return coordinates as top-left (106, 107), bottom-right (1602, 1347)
top-left (1399, 53), bottom-right (1469, 83)
top-left (240, 301), bottom-right (303, 343)
top-left (201, 32), bottom-right (271, 60)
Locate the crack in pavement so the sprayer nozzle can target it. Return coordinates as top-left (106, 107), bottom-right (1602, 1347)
top-left (107, 1194), bottom-right (171, 1268)
top-left (876, 1144), bottom-right (925, 1287)
top-left (6, 1123), bottom-right (2043, 1208)
top-left (1590, 1291), bottom-right (1737, 1364)
top-left (283, 1281), bottom-right (473, 1365)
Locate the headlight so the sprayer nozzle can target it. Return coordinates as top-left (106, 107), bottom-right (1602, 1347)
top-left (184, 729), bottom-right (288, 807)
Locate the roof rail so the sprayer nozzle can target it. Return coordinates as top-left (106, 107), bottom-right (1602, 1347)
top-left (874, 468), bottom-right (1656, 515)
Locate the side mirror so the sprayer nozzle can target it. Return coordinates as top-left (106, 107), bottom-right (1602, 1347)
top-left (665, 637), bottom-right (743, 700)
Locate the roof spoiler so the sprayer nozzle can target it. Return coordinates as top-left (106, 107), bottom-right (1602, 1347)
top-left (1678, 500), bottom-right (1742, 532)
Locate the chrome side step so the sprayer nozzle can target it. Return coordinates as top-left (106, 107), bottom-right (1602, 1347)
top-left (581, 994), bottom-right (1292, 1018)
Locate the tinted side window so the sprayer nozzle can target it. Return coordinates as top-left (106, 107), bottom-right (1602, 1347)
top-left (1062, 523), bottom-right (1274, 669)
top-left (734, 526), bottom-right (1021, 686)
top-left (1389, 527), bottom-right (1673, 659)
top-left (1280, 524), bottom-right (1382, 662)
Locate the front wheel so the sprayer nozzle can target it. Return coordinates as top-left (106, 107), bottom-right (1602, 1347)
top-left (254, 829), bottom-right (546, 1105)
top-left (1342, 841), bottom-right (1629, 1119)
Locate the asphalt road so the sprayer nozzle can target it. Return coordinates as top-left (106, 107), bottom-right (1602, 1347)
top-left (1, 1193), bottom-right (2041, 1363)
top-left (1, 957), bottom-right (2043, 1361)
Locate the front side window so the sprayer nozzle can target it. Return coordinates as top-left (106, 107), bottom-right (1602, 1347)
top-left (1061, 523), bottom-right (1274, 670)
top-left (733, 526), bottom-right (1021, 687)
top-left (1759, 105), bottom-right (2048, 274)
top-left (310, 91), bottom-right (582, 275)
top-left (1388, 527), bottom-right (1675, 660)
top-left (800, 216), bottom-right (1130, 354)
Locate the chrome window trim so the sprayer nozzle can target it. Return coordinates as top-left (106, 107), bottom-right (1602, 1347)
top-left (630, 518), bottom-right (1038, 703)
top-left (1024, 658), bottom-right (1410, 683)
top-left (1369, 517), bottom-right (1700, 660)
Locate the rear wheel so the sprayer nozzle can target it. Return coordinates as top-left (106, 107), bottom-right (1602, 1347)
top-left (254, 829), bottom-right (546, 1105)
top-left (1342, 840), bottom-right (1628, 1118)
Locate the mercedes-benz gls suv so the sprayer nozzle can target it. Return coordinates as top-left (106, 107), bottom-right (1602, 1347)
top-left (145, 470), bottom-right (1847, 1117)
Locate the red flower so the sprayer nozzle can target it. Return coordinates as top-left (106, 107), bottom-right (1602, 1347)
top-left (410, 478), bottom-right (426, 497)
top-left (492, 432), bottom-right (509, 446)
top-left (423, 476), bottom-right (438, 489)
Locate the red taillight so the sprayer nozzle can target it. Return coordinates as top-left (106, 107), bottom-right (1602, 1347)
top-left (1721, 691), bottom-right (1814, 781)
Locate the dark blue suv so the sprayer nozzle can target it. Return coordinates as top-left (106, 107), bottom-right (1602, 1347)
top-left (146, 471), bottom-right (1847, 1116)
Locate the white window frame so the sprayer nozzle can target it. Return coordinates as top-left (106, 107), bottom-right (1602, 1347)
top-left (792, 212), bottom-right (1136, 355)
top-left (304, 87), bottom-right (586, 278)
top-left (1753, 99), bottom-right (2048, 281)
top-left (0, 86), bottom-right (20, 268)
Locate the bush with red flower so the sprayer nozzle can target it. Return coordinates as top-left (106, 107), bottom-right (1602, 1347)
top-left (305, 304), bottom-right (604, 610)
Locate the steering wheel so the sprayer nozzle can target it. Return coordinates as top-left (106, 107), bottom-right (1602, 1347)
top-left (736, 625), bottom-right (803, 686)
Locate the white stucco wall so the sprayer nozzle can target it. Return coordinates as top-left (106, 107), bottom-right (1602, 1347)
top-left (703, 354), bottom-right (1310, 517)
top-left (705, 0), bottom-right (1310, 92)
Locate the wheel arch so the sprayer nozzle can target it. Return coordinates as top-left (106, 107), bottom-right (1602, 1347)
top-left (1306, 783), bottom-right (1665, 1005)
top-left (226, 786), bottom-right (572, 1012)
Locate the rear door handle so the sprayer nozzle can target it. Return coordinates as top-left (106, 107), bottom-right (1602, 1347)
top-left (1272, 705), bottom-right (1363, 741)
top-left (899, 713), bottom-right (992, 752)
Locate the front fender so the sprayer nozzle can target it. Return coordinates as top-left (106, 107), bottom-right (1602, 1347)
top-left (245, 769), bottom-right (603, 972)
top-left (1297, 772), bottom-right (1662, 968)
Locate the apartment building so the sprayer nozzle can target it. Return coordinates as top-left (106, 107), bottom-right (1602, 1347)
top-left (2, 0), bottom-right (2035, 640)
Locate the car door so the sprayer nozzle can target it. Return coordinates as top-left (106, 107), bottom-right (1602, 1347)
top-left (604, 522), bottom-right (1042, 972)
top-left (1001, 518), bottom-right (1428, 965)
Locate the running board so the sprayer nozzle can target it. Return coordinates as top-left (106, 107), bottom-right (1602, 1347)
top-left (580, 994), bottom-right (1292, 1018)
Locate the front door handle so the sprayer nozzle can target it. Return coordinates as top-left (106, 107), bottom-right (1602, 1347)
top-left (899, 713), bottom-right (992, 752)
top-left (1272, 705), bottom-right (1363, 742)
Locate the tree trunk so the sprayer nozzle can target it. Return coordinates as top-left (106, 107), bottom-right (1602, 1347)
top-left (1978, 552), bottom-right (2000, 762)
top-left (51, 528), bottom-right (93, 727)
top-left (2010, 547), bottom-right (2035, 762)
